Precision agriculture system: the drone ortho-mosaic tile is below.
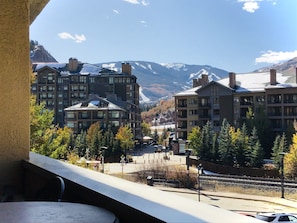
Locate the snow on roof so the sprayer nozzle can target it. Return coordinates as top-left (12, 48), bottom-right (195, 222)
top-left (217, 71), bottom-right (292, 93)
top-left (80, 63), bottom-right (101, 75)
top-left (64, 98), bottom-right (126, 111)
top-left (174, 86), bottom-right (201, 96)
top-left (35, 63), bottom-right (66, 71)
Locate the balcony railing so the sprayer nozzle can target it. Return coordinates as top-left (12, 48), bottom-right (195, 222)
top-left (20, 152), bottom-right (259, 223)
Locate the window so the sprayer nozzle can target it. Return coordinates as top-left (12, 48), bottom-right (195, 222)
top-left (81, 111), bottom-right (89, 119)
top-left (66, 121), bottom-right (75, 128)
top-left (79, 76), bottom-right (87, 83)
top-left (66, 112), bottom-right (75, 119)
top-left (189, 109), bottom-right (198, 115)
top-left (110, 111), bottom-right (120, 118)
top-left (213, 97), bottom-right (219, 105)
top-left (188, 98), bottom-right (197, 105)
top-left (111, 121), bottom-right (119, 127)
top-left (240, 96), bottom-right (253, 105)
top-left (109, 77), bottom-right (114, 84)
top-left (97, 111), bottom-right (105, 118)
top-left (268, 94), bottom-right (282, 104)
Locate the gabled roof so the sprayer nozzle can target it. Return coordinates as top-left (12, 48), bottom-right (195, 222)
top-left (174, 86), bottom-right (201, 97)
top-left (195, 80), bottom-right (234, 94)
top-left (64, 95), bottom-right (126, 112)
top-left (34, 63), bottom-right (67, 72)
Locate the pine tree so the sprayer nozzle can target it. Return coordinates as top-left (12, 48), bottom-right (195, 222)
top-left (271, 133), bottom-right (288, 170)
top-left (249, 127), bottom-right (264, 168)
top-left (218, 119), bottom-right (233, 165)
top-left (200, 121), bottom-right (213, 161)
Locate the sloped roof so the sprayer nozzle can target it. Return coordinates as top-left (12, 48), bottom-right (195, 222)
top-left (64, 95), bottom-right (126, 111)
top-left (33, 62), bottom-right (122, 76)
top-left (217, 71), bottom-right (294, 93)
top-left (175, 71), bottom-right (296, 97)
top-left (174, 86), bottom-right (201, 97)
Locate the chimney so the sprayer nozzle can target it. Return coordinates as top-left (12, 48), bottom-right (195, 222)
top-left (68, 58), bottom-right (79, 72)
top-left (201, 74), bottom-right (209, 86)
top-left (229, 72), bottom-right (236, 88)
top-left (122, 63), bottom-right (131, 75)
top-left (193, 79), bottom-right (198, 88)
top-left (270, 69), bottom-right (277, 85)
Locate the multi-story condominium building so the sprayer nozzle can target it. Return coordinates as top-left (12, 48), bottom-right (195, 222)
top-left (174, 69), bottom-right (297, 140)
top-left (64, 94), bottom-right (129, 134)
top-left (31, 58), bottom-right (141, 141)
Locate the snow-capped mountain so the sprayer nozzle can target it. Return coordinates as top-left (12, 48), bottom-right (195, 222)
top-left (96, 61), bottom-right (228, 103)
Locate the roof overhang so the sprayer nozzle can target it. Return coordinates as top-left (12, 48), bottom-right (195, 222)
top-left (30, 0), bottom-right (49, 24)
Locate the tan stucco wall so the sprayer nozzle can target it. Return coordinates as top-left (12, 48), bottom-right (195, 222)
top-left (0, 0), bottom-right (48, 193)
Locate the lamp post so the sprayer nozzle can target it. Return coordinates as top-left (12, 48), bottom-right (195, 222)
top-left (197, 164), bottom-right (203, 202)
top-left (120, 155), bottom-right (126, 178)
top-left (185, 148), bottom-right (192, 188)
top-left (279, 152), bottom-right (287, 198)
top-left (100, 146), bottom-right (108, 173)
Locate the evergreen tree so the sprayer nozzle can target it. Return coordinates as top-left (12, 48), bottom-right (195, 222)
top-left (245, 106), bottom-right (272, 157)
top-left (230, 124), bottom-right (247, 167)
top-left (74, 130), bottom-right (87, 157)
top-left (200, 121), bottom-right (213, 161)
top-left (218, 119), bottom-right (233, 165)
top-left (249, 127), bottom-right (264, 168)
top-left (211, 133), bottom-right (219, 163)
top-left (271, 133), bottom-right (288, 170)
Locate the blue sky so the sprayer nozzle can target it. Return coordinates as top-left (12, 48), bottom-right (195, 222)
top-left (30, 0), bottom-right (297, 73)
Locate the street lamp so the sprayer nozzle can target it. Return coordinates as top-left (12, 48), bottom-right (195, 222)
top-left (197, 164), bottom-right (203, 202)
top-left (185, 149), bottom-right (192, 188)
top-left (279, 152), bottom-right (287, 198)
top-left (100, 146), bottom-right (108, 173)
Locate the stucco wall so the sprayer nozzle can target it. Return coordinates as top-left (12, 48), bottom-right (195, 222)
top-left (0, 0), bottom-right (48, 194)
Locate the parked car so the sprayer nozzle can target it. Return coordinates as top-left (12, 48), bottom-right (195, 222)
top-left (255, 213), bottom-right (297, 223)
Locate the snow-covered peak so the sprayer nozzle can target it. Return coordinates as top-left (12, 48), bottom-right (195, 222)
top-left (160, 63), bottom-right (186, 71)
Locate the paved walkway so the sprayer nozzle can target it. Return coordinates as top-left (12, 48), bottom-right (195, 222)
top-left (155, 186), bottom-right (297, 216)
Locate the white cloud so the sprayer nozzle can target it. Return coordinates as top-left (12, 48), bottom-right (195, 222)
top-left (58, 32), bottom-right (86, 43)
top-left (123, 0), bottom-right (139, 4)
top-left (255, 50), bottom-right (297, 64)
top-left (113, 9), bottom-right (119, 14)
top-left (123, 0), bottom-right (149, 6)
top-left (237, 0), bottom-right (276, 13)
top-left (242, 1), bottom-right (260, 13)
